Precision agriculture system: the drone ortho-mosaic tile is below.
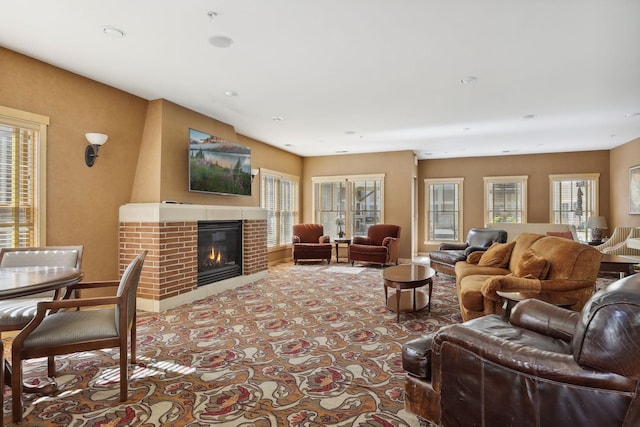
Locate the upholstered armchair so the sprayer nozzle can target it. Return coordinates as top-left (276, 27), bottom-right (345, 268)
top-left (595, 226), bottom-right (640, 256)
top-left (292, 224), bottom-right (332, 264)
top-left (349, 224), bottom-right (400, 266)
top-left (429, 228), bottom-right (507, 276)
top-left (402, 272), bottom-right (640, 427)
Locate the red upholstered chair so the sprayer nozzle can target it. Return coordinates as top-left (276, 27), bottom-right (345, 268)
top-left (349, 224), bottom-right (401, 266)
top-left (292, 224), bottom-right (332, 264)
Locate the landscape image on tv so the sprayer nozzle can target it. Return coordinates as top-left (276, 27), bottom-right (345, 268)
top-left (189, 128), bottom-right (252, 196)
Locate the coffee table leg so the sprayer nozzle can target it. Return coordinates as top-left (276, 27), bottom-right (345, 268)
top-left (396, 285), bottom-right (401, 322)
top-left (428, 279), bottom-right (433, 312)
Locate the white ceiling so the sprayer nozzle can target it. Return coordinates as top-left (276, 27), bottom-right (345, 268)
top-left (1, 0), bottom-right (639, 160)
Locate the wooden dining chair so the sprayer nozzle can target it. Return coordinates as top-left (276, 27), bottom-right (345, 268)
top-left (10, 250), bottom-right (147, 423)
top-left (0, 246), bottom-right (84, 333)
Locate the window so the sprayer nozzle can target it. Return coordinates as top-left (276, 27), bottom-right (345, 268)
top-left (549, 173), bottom-right (600, 241)
top-left (0, 106), bottom-right (48, 247)
top-left (425, 178), bottom-right (463, 242)
top-left (484, 175), bottom-right (528, 225)
top-left (312, 174), bottom-right (384, 238)
top-left (260, 169), bottom-right (299, 249)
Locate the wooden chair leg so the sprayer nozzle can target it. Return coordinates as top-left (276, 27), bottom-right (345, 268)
top-left (120, 341), bottom-right (128, 402)
top-left (131, 313), bottom-right (137, 365)
top-left (47, 355), bottom-right (56, 377)
top-left (11, 350), bottom-right (23, 423)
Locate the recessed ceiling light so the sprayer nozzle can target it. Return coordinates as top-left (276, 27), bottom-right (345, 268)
top-left (284, 144), bottom-right (293, 147)
top-left (102, 26), bottom-right (125, 38)
top-left (336, 150), bottom-right (349, 153)
top-left (423, 152), bottom-right (433, 156)
top-left (625, 112), bottom-right (640, 118)
top-left (460, 76), bottom-right (477, 84)
top-left (344, 130), bottom-right (356, 135)
top-left (209, 35), bottom-right (233, 48)
top-left (502, 150), bottom-right (511, 153)
top-left (522, 114), bottom-right (537, 120)
top-left (224, 91), bottom-right (238, 97)
top-left (271, 116), bottom-right (284, 122)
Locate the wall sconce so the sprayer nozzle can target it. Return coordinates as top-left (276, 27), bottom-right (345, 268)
top-left (85, 132), bottom-right (108, 167)
top-left (251, 168), bottom-right (259, 183)
top-left (586, 215), bottom-right (608, 242)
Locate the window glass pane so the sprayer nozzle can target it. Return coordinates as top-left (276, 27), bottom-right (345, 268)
top-left (550, 175), bottom-right (598, 241)
top-left (261, 171), bottom-right (299, 249)
top-left (426, 179), bottom-right (462, 242)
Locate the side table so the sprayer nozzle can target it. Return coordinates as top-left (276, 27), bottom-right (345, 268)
top-left (383, 264), bottom-right (435, 322)
top-left (334, 239), bottom-right (351, 263)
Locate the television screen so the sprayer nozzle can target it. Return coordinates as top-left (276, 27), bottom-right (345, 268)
top-left (189, 128), bottom-right (252, 196)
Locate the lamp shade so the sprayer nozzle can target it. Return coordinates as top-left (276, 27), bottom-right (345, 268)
top-left (85, 133), bottom-right (108, 146)
top-left (587, 216), bottom-right (607, 230)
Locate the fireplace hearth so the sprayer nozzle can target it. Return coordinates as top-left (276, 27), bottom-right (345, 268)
top-left (198, 220), bottom-right (242, 286)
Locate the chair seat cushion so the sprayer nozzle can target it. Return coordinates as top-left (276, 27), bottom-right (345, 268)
top-left (0, 298), bottom-right (49, 327)
top-left (22, 308), bottom-right (118, 349)
top-left (349, 244), bottom-right (388, 254)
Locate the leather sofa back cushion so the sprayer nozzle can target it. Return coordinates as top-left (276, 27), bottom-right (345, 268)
top-left (513, 249), bottom-right (550, 279)
top-left (478, 241), bottom-right (516, 267)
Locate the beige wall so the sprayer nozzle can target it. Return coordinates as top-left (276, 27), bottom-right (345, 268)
top-left (1, 47), bottom-right (148, 280)
top-left (418, 150), bottom-right (611, 253)
top-left (3, 46), bottom-right (637, 272)
top-left (302, 151), bottom-right (417, 260)
top-left (1, 48), bottom-right (303, 278)
top-left (609, 137), bottom-right (640, 227)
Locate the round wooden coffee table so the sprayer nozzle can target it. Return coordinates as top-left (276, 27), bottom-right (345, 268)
top-left (382, 264), bottom-right (435, 322)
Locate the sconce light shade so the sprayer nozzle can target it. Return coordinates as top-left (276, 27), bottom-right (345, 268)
top-left (251, 168), bottom-right (259, 183)
top-left (586, 215), bottom-right (607, 242)
top-left (85, 133), bottom-right (108, 167)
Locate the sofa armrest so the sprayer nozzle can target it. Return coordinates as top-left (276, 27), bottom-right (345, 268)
top-left (402, 335), bottom-right (433, 380)
top-left (481, 275), bottom-right (542, 302)
top-left (438, 242), bottom-right (468, 250)
top-left (319, 235), bottom-right (330, 244)
top-left (292, 236), bottom-right (301, 244)
top-left (510, 299), bottom-right (579, 342)
top-left (464, 245), bottom-right (488, 256)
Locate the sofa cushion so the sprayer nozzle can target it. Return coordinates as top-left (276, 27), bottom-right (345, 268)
top-left (478, 241), bottom-right (515, 268)
top-left (513, 249), bottom-right (550, 279)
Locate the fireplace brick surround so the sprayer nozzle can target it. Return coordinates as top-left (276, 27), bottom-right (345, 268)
top-left (119, 203), bottom-right (268, 312)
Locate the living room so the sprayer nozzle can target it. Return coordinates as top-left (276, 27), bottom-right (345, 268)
top-left (2, 2), bottom-right (640, 424)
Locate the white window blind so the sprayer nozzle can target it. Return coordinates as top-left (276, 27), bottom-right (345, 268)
top-left (0, 106), bottom-right (48, 247)
top-left (484, 176), bottom-right (528, 224)
top-left (260, 169), bottom-right (299, 249)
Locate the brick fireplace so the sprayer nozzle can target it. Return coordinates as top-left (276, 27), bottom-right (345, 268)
top-left (119, 203), bottom-right (268, 312)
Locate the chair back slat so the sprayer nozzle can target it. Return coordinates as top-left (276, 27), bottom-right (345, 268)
top-left (115, 251), bottom-right (147, 331)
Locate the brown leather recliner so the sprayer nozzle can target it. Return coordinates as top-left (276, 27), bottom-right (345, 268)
top-left (349, 224), bottom-right (400, 266)
top-left (292, 224), bottom-right (332, 264)
top-left (428, 228), bottom-right (507, 276)
top-left (402, 273), bottom-right (640, 427)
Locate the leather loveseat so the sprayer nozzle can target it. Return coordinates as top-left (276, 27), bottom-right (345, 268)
top-left (429, 228), bottom-right (507, 276)
top-left (454, 232), bottom-right (601, 321)
top-left (402, 272), bottom-right (640, 427)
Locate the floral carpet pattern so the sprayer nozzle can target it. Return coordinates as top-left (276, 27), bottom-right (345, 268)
top-left (6, 264), bottom-right (613, 426)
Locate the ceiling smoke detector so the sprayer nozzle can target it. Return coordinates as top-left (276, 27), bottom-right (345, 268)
top-left (209, 35), bottom-right (233, 48)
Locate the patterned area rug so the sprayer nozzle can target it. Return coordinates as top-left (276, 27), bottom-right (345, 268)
top-left (2, 265), bottom-right (615, 426)
top-left (2, 262), bottom-right (461, 426)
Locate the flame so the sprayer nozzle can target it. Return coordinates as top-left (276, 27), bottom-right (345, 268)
top-left (209, 246), bottom-right (221, 263)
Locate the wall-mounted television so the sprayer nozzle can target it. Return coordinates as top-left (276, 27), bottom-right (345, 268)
top-left (189, 128), bottom-right (252, 196)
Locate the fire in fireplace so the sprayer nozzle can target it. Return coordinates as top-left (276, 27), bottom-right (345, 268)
top-left (198, 220), bottom-right (242, 286)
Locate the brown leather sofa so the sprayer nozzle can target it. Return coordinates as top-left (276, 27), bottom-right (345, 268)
top-left (402, 272), bottom-right (640, 427)
top-left (429, 228), bottom-right (507, 276)
top-left (455, 233), bottom-right (601, 321)
top-left (292, 224), bottom-right (332, 264)
top-left (349, 224), bottom-right (400, 266)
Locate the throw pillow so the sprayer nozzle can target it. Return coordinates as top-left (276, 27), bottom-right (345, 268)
top-left (513, 249), bottom-right (550, 279)
top-left (546, 231), bottom-right (574, 240)
top-left (466, 251), bottom-right (483, 264)
top-left (478, 241), bottom-right (516, 268)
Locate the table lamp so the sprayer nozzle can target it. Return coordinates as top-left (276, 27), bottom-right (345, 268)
top-left (586, 216), bottom-right (607, 242)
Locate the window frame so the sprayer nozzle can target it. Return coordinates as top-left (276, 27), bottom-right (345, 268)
top-left (424, 177), bottom-right (464, 244)
top-left (483, 175), bottom-right (528, 225)
top-left (260, 168), bottom-right (299, 251)
top-left (311, 173), bottom-right (385, 238)
top-left (0, 105), bottom-right (48, 247)
top-left (549, 173), bottom-right (600, 241)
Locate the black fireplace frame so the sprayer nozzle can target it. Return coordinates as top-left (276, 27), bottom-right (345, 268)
top-left (197, 220), bottom-right (243, 286)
